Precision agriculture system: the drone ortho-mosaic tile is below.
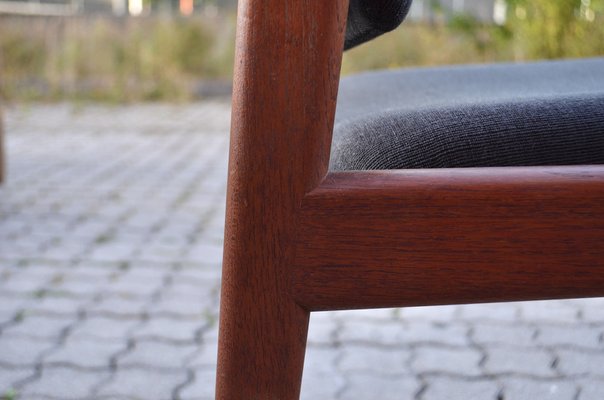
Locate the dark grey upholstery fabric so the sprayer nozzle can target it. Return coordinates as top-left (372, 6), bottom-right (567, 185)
top-left (344, 0), bottom-right (412, 50)
top-left (330, 58), bottom-right (604, 171)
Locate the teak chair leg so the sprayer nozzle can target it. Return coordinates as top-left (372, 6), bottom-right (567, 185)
top-left (215, 0), bottom-right (348, 399)
top-left (217, 292), bottom-right (310, 399)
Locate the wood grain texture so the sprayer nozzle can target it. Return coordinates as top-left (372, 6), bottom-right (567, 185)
top-left (293, 166), bottom-right (604, 311)
top-left (215, 0), bottom-right (348, 399)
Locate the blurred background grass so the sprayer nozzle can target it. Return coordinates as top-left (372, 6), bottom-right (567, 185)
top-left (0, 0), bottom-right (603, 103)
top-left (0, 14), bottom-right (236, 102)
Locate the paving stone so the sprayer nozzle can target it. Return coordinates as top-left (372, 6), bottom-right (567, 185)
top-left (499, 378), bottom-right (578, 400)
top-left (301, 347), bottom-right (345, 400)
top-left (339, 345), bottom-right (410, 376)
top-left (520, 301), bottom-right (580, 323)
top-left (411, 346), bottom-right (483, 377)
top-left (104, 278), bottom-right (163, 298)
top-left (577, 379), bottom-right (604, 400)
top-left (28, 295), bottom-right (88, 316)
top-left (118, 340), bottom-right (198, 369)
top-left (96, 368), bottom-right (187, 399)
top-left (1, 315), bottom-right (73, 340)
top-left (44, 338), bottom-right (125, 369)
top-left (146, 295), bottom-right (213, 319)
top-left (400, 321), bottom-right (469, 347)
top-left (399, 305), bottom-right (459, 323)
top-left (0, 366), bottom-right (35, 393)
top-left (338, 320), bottom-right (405, 346)
top-left (201, 226), bottom-right (225, 243)
top-left (63, 265), bottom-right (121, 281)
top-left (68, 221), bottom-right (110, 240)
top-left (457, 303), bottom-right (519, 323)
top-left (86, 293), bottom-right (150, 319)
top-left (136, 244), bottom-right (187, 263)
top-left (0, 244), bottom-right (43, 262)
top-left (87, 244), bottom-right (138, 263)
top-left (0, 270), bottom-right (55, 294)
top-left (51, 276), bottom-right (110, 298)
top-left (483, 347), bottom-right (556, 377)
top-left (0, 296), bottom-right (30, 325)
top-left (536, 325), bottom-right (603, 349)
top-left (557, 349), bottom-right (604, 377)
top-left (0, 337), bottom-right (55, 367)
top-left (182, 242), bottom-right (223, 265)
top-left (4, 104), bottom-right (604, 400)
top-left (69, 316), bottom-right (141, 341)
top-left (160, 282), bottom-right (218, 302)
top-left (0, 311), bottom-right (16, 327)
top-left (579, 298), bottom-right (604, 323)
top-left (334, 308), bottom-right (400, 322)
top-left (307, 319), bottom-right (338, 346)
top-left (188, 342), bottom-right (218, 368)
top-left (201, 318), bottom-right (219, 342)
top-left (309, 311), bottom-right (339, 324)
top-left (472, 323), bottom-right (537, 347)
top-left (339, 320), bottom-right (468, 347)
top-left (118, 265), bottom-right (172, 282)
top-left (179, 368), bottom-right (215, 400)
top-left (132, 317), bottom-right (205, 343)
top-left (19, 366), bottom-right (110, 399)
top-left (170, 268), bottom-right (221, 286)
top-left (41, 243), bottom-right (86, 262)
top-left (339, 374), bottom-right (420, 400)
top-left (420, 377), bottom-right (500, 400)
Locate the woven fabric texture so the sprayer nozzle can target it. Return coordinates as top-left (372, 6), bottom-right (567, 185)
top-left (330, 58), bottom-right (604, 171)
top-left (344, 0), bottom-right (412, 50)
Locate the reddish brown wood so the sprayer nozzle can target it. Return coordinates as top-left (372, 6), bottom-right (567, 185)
top-left (215, 0), bottom-right (348, 399)
top-left (293, 166), bottom-right (604, 311)
top-left (217, 2), bottom-right (604, 398)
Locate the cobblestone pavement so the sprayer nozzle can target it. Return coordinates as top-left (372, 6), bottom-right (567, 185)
top-left (1, 103), bottom-right (604, 400)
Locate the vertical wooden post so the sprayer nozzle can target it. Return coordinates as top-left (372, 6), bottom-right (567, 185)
top-left (215, 0), bottom-right (348, 399)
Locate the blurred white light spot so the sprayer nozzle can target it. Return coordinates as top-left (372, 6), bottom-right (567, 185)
top-left (585, 8), bottom-right (595, 21)
top-left (129, 0), bottom-right (143, 16)
top-left (494, 0), bottom-right (507, 25)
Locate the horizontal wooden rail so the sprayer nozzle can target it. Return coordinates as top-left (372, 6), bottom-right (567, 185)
top-left (293, 166), bottom-right (604, 311)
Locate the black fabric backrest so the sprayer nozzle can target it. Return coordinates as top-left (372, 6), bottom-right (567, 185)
top-left (344, 0), bottom-right (413, 50)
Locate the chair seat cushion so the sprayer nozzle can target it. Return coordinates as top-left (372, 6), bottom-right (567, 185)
top-left (330, 58), bottom-right (604, 171)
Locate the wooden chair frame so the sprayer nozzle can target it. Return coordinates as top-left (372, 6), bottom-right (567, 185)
top-left (215, 0), bottom-right (604, 398)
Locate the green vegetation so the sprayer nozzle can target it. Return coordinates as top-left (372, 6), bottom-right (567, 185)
top-left (0, 15), bottom-right (236, 102)
top-left (2, 389), bottom-right (17, 400)
top-left (506, 0), bottom-right (604, 59)
top-left (0, 0), bottom-right (602, 103)
top-left (343, 0), bottom-right (604, 74)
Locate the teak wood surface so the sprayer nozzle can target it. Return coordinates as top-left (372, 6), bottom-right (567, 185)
top-left (216, 0), bottom-right (348, 399)
top-left (216, 0), bottom-right (604, 398)
top-left (293, 167), bottom-right (604, 311)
